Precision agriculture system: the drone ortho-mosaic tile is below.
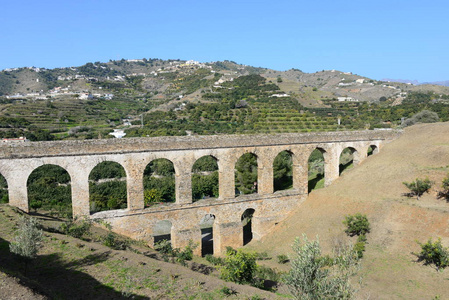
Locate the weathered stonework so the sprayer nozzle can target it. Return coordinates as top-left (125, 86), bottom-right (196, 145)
top-left (0, 130), bottom-right (401, 255)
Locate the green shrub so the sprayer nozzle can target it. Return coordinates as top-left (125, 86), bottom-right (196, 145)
top-left (343, 213), bottom-right (370, 237)
top-left (437, 173), bottom-right (449, 201)
top-left (220, 249), bottom-right (257, 284)
top-left (205, 254), bottom-right (224, 266)
top-left (277, 254), bottom-right (289, 264)
top-left (59, 218), bottom-right (91, 239)
top-left (415, 238), bottom-right (449, 271)
top-left (219, 286), bottom-right (237, 296)
top-left (283, 235), bottom-right (360, 300)
top-left (403, 178), bottom-right (433, 200)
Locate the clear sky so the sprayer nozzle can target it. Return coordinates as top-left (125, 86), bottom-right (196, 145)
top-left (2, 0), bottom-right (448, 82)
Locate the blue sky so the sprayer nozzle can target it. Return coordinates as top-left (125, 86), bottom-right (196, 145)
top-left (2, 0), bottom-right (448, 82)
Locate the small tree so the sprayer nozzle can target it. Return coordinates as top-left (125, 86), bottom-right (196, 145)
top-left (343, 213), bottom-right (370, 237)
top-left (220, 248), bottom-right (257, 284)
top-left (415, 238), bottom-right (449, 271)
top-left (403, 178), bottom-right (433, 200)
top-left (283, 235), bottom-right (360, 300)
top-left (10, 216), bottom-right (43, 275)
top-left (437, 173), bottom-right (449, 201)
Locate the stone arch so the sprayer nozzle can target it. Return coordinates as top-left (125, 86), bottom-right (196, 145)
top-left (367, 145), bottom-right (379, 156)
top-left (339, 147), bottom-right (357, 175)
top-left (192, 155), bottom-right (219, 201)
top-left (241, 208), bottom-right (255, 245)
top-left (89, 161), bottom-right (127, 214)
top-left (0, 172), bottom-right (8, 204)
top-left (143, 158), bottom-right (175, 206)
top-left (153, 220), bottom-right (173, 245)
top-left (273, 150), bottom-right (293, 192)
top-left (235, 153), bottom-right (258, 196)
top-left (308, 148), bottom-right (326, 193)
top-left (27, 164), bottom-right (72, 217)
top-left (199, 214), bottom-right (216, 256)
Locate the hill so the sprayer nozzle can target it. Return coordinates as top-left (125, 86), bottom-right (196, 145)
top-left (247, 121), bottom-right (449, 299)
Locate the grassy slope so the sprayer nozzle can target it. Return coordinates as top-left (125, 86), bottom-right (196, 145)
top-left (247, 122), bottom-right (449, 299)
top-left (0, 206), bottom-right (283, 299)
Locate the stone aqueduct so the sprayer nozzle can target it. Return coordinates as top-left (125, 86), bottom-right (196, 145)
top-left (1, 130), bottom-right (401, 255)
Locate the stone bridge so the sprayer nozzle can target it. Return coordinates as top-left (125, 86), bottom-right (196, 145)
top-left (0, 130), bottom-right (401, 255)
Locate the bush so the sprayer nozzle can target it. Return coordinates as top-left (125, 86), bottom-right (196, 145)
top-left (59, 218), bottom-right (91, 239)
top-left (10, 216), bottom-right (43, 275)
top-left (437, 173), bottom-right (449, 201)
top-left (277, 254), bottom-right (289, 264)
top-left (403, 178), bottom-right (433, 200)
top-left (283, 234), bottom-right (360, 300)
top-left (205, 254), bottom-right (224, 266)
top-left (10, 216), bottom-right (43, 259)
top-left (220, 249), bottom-right (257, 284)
top-left (415, 238), bottom-right (449, 271)
top-left (343, 213), bottom-right (370, 237)
top-left (402, 110), bottom-right (439, 127)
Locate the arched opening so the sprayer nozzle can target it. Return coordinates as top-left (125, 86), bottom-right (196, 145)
top-left (308, 148), bottom-right (325, 193)
top-left (273, 150), bottom-right (293, 192)
top-left (241, 208), bottom-right (255, 245)
top-left (235, 153), bottom-right (258, 196)
top-left (339, 147), bottom-right (356, 175)
top-left (200, 214), bottom-right (215, 256)
top-left (27, 164), bottom-right (72, 218)
top-left (192, 156), bottom-right (219, 202)
top-left (89, 161), bottom-right (127, 214)
top-left (143, 159), bottom-right (175, 206)
top-left (153, 220), bottom-right (172, 245)
top-left (367, 145), bottom-right (378, 156)
top-left (0, 173), bottom-right (8, 204)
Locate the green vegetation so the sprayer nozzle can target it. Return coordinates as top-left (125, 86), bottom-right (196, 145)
top-left (415, 238), bottom-right (449, 271)
top-left (27, 164), bottom-right (72, 217)
top-left (192, 156), bottom-right (219, 201)
top-left (403, 177), bottom-right (433, 200)
top-left (437, 173), bottom-right (449, 201)
top-left (273, 151), bottom-right (293, 192)
top-left (143, 159), bottom-right (175, 205)
top-left (220, 248), bottom-right (258, 285)
top-left (283, 235), bottom-right (360, 300)
top-left (9, 216), bottom-right (43, 275)
top-left (343, 213), bottom-right (370, 237)
top-left (235, 153), bottom-right (258, 195)
top-left (89, 161), bottom-right (127, 213)
top-left (402, 110), bottom-right (439, 127)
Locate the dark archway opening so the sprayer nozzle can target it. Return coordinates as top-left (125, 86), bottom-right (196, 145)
top-left (367, 145), bottom-right (378, 156)
top-left (27, 164), bottom-right (72, 218)
top-left (153, 220), bottom-right (172, 245)
top-left (89, 161), bottom-right (127, 214)
top-left (273, 150), bottom-right (293, 192)
top-left (339, 147), bottom-right (356, 175)
top-left (308, 149), bottom-right (325, 193)
top-left (0, 174), bottom-right (8, 204)
top-left (143, 159), bottom-right (175, 206)
top-left (192, 156), bottom-right (219, 202)
top-left (242, 208), bottom-right (255, 245)
top-left (200, 214), bottom-right (215, 256)
top-left (235, 153), bottom-right (258, 196)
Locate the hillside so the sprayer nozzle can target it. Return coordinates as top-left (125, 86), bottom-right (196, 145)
top-left (1, 59), bottom-right (449, 141)
top-left (248, 122), bottom-right (449, 299)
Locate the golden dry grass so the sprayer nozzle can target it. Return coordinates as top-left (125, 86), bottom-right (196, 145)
top-left (248, 122), bottom-right (449, 299)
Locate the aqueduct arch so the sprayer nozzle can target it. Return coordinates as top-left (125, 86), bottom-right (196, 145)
top-left (1, 130), bottom-right (400, 254)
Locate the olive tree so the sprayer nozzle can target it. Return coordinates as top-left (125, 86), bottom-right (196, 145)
top-left (283, 235), bottom-right (360, 300)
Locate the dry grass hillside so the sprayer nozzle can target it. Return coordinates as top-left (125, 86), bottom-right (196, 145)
top-left (248, 122), bottom-right (449, 299)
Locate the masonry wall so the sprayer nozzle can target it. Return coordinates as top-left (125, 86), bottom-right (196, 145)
top-left (0, 130), bottom-right (401, 254)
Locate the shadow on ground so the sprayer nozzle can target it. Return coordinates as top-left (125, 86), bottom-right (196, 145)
top-left (0, 236), bottom-right (148, 299)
